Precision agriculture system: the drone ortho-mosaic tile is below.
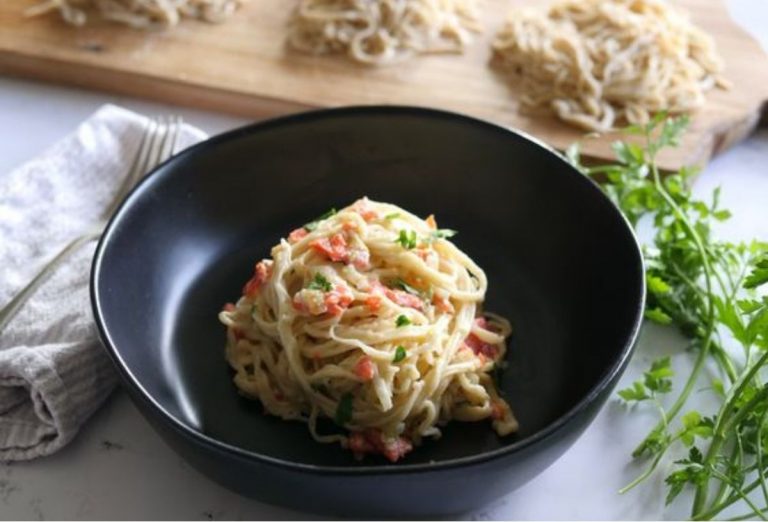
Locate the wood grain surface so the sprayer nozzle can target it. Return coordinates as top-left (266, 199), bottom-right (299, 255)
top-left (1, 0), bottom-right (767, 169)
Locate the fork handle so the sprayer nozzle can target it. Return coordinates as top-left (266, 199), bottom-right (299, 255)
top-left (0, 228), bottom-right (101, 334)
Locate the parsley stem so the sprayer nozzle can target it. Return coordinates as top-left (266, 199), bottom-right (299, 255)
top-left (693, 477), bottom-right (764, 520)
top-left (669, 261), bottom-right (707, 302)
top-left (709, 444), bottom-right (739, 514)
top-left (708, 469), bottom-right (768, 521)
top-left (756, 406), bottom-right (768, 511)
top-left (693, 351), bottom-right (768, 516)
top-left (633, 153), bottom-right (717, 460)
top-left (711, 340), bottom-right (739, 384)
top-left (619, 450), bottom-right (666, 494)
top-left (728, 510), bottom-right (768, 522)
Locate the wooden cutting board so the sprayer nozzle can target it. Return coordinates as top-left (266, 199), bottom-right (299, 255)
top-left (1, 0), bottom-right (767, 170)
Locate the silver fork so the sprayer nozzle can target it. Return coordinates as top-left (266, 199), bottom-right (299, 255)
top-left (0, 115), bottom-right (184, 332)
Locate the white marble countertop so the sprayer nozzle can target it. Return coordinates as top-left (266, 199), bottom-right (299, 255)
top-left (0, 4), bottom-right (767, 518)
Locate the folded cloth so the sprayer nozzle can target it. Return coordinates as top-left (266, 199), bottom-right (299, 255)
top-left (0, 105), bottom-right (206, 461)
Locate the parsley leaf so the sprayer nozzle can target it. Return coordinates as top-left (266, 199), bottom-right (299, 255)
top-left (395, 315), bottom-right (411, 328)
top-left (335, 393), bottom-right (353, 426)
top-left (644, 357), bottom-right (674, 394)
top-left (391, 278), bottom-right (420, 295)
top-left (744, 256), bottom-right (768, 289)
top-left (618, 381), bottom-right (649, 402)
top-left (385, 212), bottom-right (401, 220)
top-left (431, 229), bottom-right (457, 240)
top-left (307, 273), bottom-right (333, 292)
top-left (396, 229), bottom-right (418, 249)
top-left (304, 208), bottom-right (337, 232)
top-left (645, 307), bottom-right (673, 325)
top-left (677, 412), bottom-right (713, 447)
top-left (647, 274), bottom-right (671, 295)
top-left (393, 346), bottom-right (406, 363)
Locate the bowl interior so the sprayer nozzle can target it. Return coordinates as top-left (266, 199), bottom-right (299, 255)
top-left (93, 107), bottom-right (643, 467)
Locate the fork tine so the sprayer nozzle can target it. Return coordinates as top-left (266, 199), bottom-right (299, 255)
top-left (131, 117), bottom-right (160, 187)
top-left (158, 115), bottom-right (182, 164)
top-left (102, 116), bottom-right (157, 220)
top-left (171, 116), bottom-right (183, 154)
top-left (142, 116), bottom-right (169, 177)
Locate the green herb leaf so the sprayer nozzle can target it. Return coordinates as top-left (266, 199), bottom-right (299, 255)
top-left (645, 307), bottom-right (673, 325)
top-left (335, 393), bottom-right (353, 426)
top-left (304, 208), bottom-right (337, 232)
top-left (713, 209), bottom-right (732, 221)
top-left (307, 273), bottom-right (333, 292)
top-left (618, 381), bottom-right (649, 402)
top-left (677, 412), bottom-right (713, 447)
top-left (744, 256), bottom-right (768, 289)
top-left (737, 299), bottom-right (763, 314)
top-left (612, 141), bottom-right (645, 165)
top-left (396, 229), bottom-right (418, 249)
top-left (431, 229), bottom-right (458, 240)
top-left (647, 274), bottom-right (671, 295)
top-left (393, 346), bottom-right (406, 363)
top-left (391, 278), bottom-right (420, 295)
top-left (634, 357), bottom-right (674, 396)
top-left (385, 212), bottom-right (401, 220)
top-left (395, 315), bottom-right (411, 328)
top-left (565, 142), bottom-right (581, 166)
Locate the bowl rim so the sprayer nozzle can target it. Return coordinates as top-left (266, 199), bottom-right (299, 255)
top-left (91, 105), bottom-right (646, 475)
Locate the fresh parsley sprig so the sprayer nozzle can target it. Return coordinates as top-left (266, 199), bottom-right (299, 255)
top-left (570, 113), bottom-right (768, 520)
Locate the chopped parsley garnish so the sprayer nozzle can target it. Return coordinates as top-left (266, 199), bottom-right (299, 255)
top-left (307, 273), bottom-right (333, 292)
top-left (303, 208), bottom-right (337, 232)
top-left (391, 278), bottom-right (432, 301)
top-left (391, 278), bottom-right (420, 295)
top-left (395, 315), bottom-right (411, 328)
top-left (385, 212), bottom-right (401, 220)
top-left (393, 346), bottom-right (407, 363)
top-left (431, 229), bottom-right (457, 240)
top-left (396, 229), bottom-right (418, 249)
top-left (335, 393), bottom-right (353, 426)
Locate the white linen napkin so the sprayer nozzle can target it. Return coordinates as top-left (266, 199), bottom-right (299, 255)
top-left (0, 104), bottom-right (207, 461)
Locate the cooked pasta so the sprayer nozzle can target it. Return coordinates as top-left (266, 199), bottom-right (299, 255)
top-left (218, 198), bottom-right (516, 461)
top-left (287, 0), bottom-right (483, 65)
top-left (25, 0), bottom-right (241, 28)
top-left (492, 0), bottom-right (729, 132)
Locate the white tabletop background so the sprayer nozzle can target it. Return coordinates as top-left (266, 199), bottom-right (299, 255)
top-left (1, 2), bottom-right (767, 519)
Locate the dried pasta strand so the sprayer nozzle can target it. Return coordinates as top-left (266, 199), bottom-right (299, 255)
top-left (288, 0), bottom-right (483, 65)
top-left (492, 0), bottom-right (730, 132)
top-left (25, 0), bottom-right (242, 28)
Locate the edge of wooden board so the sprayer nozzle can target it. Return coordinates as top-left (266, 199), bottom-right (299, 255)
top-left (0, 47), bottom-right (316, 120)
top-left (1, 0), bottom-right (767, 173)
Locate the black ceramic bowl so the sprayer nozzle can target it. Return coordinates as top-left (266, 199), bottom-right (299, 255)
top-left (91, 106), bottom-right (644, 517)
